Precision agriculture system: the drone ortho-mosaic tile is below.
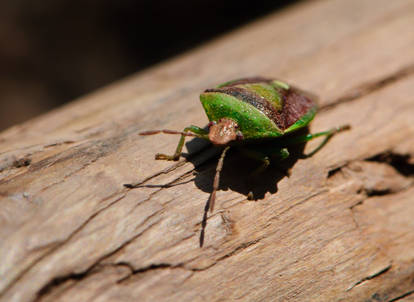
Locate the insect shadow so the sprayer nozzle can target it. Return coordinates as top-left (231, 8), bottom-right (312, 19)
top-left (183, 127), bottom-right (324, 246)
top-left (185, 129), bottom-right (309, 201)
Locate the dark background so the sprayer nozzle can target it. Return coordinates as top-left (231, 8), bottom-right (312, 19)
top-left (0, 0), bottom-right (297, 131)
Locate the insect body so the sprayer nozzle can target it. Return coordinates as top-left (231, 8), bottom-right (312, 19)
top-left (125, 77), bottom-right (349, 214)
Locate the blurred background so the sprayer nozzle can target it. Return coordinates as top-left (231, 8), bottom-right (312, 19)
top-left (0, 0), bottom-right (297, 131)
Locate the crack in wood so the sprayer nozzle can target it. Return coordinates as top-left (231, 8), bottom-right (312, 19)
top-left (116, 262), bottom-right (188, 284)
top-left (327, 151), bottom-right (414, 213)
top-left (347, 263), bottom-right (392, 291)
top-left (367, 152), bottom-right (414, 177)
top-left (35, 235), bottom-right (264, 299)
top-left (388, 289), bottom-right (414, 302)
top-left (117, 236), bottom-right (265, 282)
top-left (35, 271), bottom-right (88, 299)
top-left (127, 170), bottom-right (196, 189)
top-left (350, 183), bottom-right (414, 211)
top-left (124, 160), bottom-right (188, 188)
top-left (321, 63), bottom-right (414, 112)
top-left (32, 190), bottom-right (171, 299)
top-left (328, 152), bottom-right (414, 181)
top-left (270, 190), bottom-right (327, 221)
top-left (0, 192), bottom-right (127, 299)
top-left (0, 155), bottom-right (31, 173)
top-left (43, 140), bottom-right (76, 148)
top-left (0, 135), bottom-right (126, 189)
top-left (214, 237), bottom-right (264, 263)
top-left (34, 262), bottom-right (135, 301)
top-left (95, 208), bottom-right (164, 261)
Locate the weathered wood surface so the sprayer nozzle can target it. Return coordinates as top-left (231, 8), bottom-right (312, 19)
top-left (1, 0), bottom-right (414, 301)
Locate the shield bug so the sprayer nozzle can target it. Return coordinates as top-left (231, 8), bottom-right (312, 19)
top-left (125, 77), bottom-right (349, 220)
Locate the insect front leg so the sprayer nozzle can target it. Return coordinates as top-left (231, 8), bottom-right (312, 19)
top-left (125, 125), bottom-right (208, 189)
top-left (152, 126), bottom-right (209, 161)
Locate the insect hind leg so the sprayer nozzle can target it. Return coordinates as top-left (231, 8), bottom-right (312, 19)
top-left (283, 125), bottom-right (350, 157)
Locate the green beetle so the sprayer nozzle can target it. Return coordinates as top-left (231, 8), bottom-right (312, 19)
top-left (126, 77), bottom-right (349, 213)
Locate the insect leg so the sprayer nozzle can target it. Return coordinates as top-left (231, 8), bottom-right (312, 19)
top-left (240, 148), bottom-right (270, 176)
top-left (283, 124), bottom-right (350, 157)
top-left (237, 147), bottom-right (289, 200)
top-left (284, 125), bottom-right (350, 145)
top-left (240, 147), bottom-right (289, 175)
top-left (148, 126), bottom-right (208, 161)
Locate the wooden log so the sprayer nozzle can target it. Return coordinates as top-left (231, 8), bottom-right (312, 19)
top-left (1, 0), bottom-right (414, 301)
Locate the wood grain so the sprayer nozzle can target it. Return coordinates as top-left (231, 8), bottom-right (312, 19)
top-left (1, 0), bottom-right (414, 301)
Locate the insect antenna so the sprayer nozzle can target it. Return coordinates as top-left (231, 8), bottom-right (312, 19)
top-left (139, 130), bottom-right (197, 137)
top-left (209, 146), bottom-right (230, 212)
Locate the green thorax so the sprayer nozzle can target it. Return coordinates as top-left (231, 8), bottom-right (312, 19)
top-left (200, 77), bottom-right (317, 140)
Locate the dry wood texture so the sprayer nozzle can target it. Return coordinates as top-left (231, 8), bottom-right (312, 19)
top-left (1, 0), bottom-right (414, 301)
